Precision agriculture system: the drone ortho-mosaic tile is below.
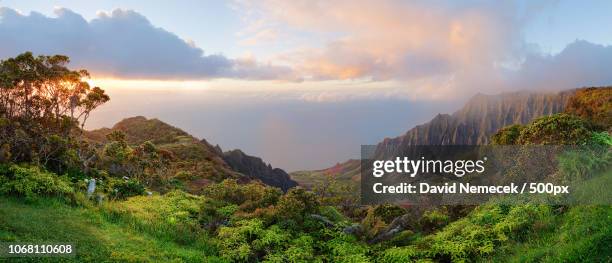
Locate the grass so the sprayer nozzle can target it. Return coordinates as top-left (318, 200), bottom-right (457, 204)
top-left (488, 205), bottom-right (612, 262)
top-left (483, 168), bottom-right (612, 262)
top-left (0, 196), bottom-right (225, 262)
top-left (290, 159), bottom-right (361, 189)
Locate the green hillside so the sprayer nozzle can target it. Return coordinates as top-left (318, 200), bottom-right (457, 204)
top-left (0, 54), bottom-right (610, 262)
top-left (290, 159), bottom-right (360, 189)
top-left (85, 116), bottom-right (243, 193)
top-left (0, 196), bottom-right (222, 262)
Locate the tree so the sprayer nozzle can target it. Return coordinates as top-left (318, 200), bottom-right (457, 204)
top-left (0, 52), bottom-right (109, 172)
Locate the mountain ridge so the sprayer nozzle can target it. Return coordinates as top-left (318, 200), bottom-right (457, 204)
top-left (292, 89), bottom-right (576, 186)
top-left (220, 148), bottom-right (298, 191)
top-left (86, 116), bottom-right (296, 191)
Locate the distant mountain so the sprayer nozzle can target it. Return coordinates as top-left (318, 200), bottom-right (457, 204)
top-left (292, 89), bottom-right (576, 186)
top-left (86, 116), bottom-right (296, 191)
top-left (220, 149), bottom-right (297, 192)
top-left (374, 90), bottom-right (574, 158)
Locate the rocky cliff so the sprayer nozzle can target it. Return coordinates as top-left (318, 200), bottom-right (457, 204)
top-left (221, 149), bottom-right (298, 191)
top-left (86, 116), bottom-right (296, 191)
top-left (374, 90), bottom-right (575, 158)
top-left (293, 89), bottom-right (576, 185)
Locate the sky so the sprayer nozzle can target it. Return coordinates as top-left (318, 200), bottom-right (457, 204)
top-left (1, 0), bottom-right (612, 171)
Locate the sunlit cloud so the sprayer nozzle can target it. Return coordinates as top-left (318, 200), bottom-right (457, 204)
top-left (0, 7), bottom-right (297, 81)
top-left (235, 0), bottom-right (612, 98)
top-left (236, 1), bottom-right (528, 95)
top-left (2, 2), bottom-right (612, 102)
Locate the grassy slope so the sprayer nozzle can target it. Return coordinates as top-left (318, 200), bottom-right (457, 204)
top-left (488, 205), bottom-right (611, 262)
top-left (0, 197), bottom-right (224, 263)
top-left (290, 159), bottom-right (360, 189)
top-left (487, 170), bottom-right (612, 262)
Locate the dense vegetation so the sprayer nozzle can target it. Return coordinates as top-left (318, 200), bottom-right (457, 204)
top-left (565, 87), bottom-right (612, 129)
top-left (1, 53), bottom-right (610, 262)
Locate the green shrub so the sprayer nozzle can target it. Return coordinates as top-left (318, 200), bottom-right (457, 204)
top-left (319, 206), bottom-right (346, 223)
top-left (419, 209), bottom-right (450, 232)
top-left (565, 87), bottom-right (612, 129)
top-left (109, 178), bottom-right (146, 199)
top-left (323, 233), bottom-right (371, 262)
top-left (217, 219), bottom-right (290, 262)
top-left (422, 204), bottom-right (552, 262)
top-left (0, 164), bottom-right (73, 200)
top-left (590, 131), bottom-right (612, 146)
top-left (372, 204), bottom-right (406, 224)
top-left (202, 179), bottom-right (282, 212)
top-left (199, 198), bottom-right (231, 231)
top-left (491, 124), bottom-right (524, 145)
top-left (557, 132), bottom-right (611, 182)
top-left (275, 188), bottom-right (320, 227)
top-left (265, 235), bottom-right (321, 262)
top-left (516, 114), bottom-right (594, 145)
top-left (379, 246), bottom-right (425, 263)
top-left (558, 149), bottom-right (611, 182)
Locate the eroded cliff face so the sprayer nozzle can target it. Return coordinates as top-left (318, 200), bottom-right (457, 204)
top-left (293, 90), bottom-right (577, 186)
top-left (374, 90), bottom-right (575, 158)
top-left (222, 149), bottom-right (298, 191)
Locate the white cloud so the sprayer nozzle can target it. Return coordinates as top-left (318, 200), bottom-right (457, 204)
top-left (0, 7), bottom-right (296, 80)
top-left (2, 3), bottom-right (611, 99)
top-left (237, 0), bottom-right (612, 98)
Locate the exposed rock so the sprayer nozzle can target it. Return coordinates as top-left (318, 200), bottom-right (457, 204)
top-left (85, 116), bottom-right (297, 191)
top-left (369, 212), bottom-right (421, 244)
top-left (86, 178), bottom-right (96, 198)
top-left (84, 116), bottom-right (243, 192)
top-left (295, 90), bottom-right (575, 185)
top-left (221, 149), bottom-right (298, 191)
top-left (343, 224), bottom-right (362, 235)
top-left (374, 90), bottom-right (573, 158)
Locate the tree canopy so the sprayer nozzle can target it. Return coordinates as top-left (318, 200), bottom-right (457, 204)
top-left (0, 52), bottom-right (109, 171)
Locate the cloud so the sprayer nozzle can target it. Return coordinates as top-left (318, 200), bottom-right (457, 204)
top-left (2, 3), bottom-right (611, 97)
top-left (0, 7), bottom-right (296, 80)
top-left (239, 28), bottom-right (278, 45)
top-left (238, 0), bottom-right (612, 97)
top-left (510, 40), bottom-right (612, 90)
top-left (240, 1), bottom-right (525, 80)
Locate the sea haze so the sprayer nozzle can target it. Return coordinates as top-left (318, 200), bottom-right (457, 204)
top-left (86, 88), bottom-right (462, 172)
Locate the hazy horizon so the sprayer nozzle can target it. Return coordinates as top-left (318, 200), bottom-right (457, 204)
top-left (85, 86), bottom-right (463, 171)
top-left (3, 0), bottom-right (612, 170)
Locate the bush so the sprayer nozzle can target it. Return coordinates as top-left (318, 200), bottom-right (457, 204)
top-left (318, 206), bottom-right (346, 223)
top-left (379, 246), bottom-right (426, 263)
top-left (419, 209), bottom-right (450, 233)
top-left (565, 87), bottom-right (612, 129)
top-left (516, 114), bottom-right (594, 145)
top-left (557, 147), bottom-right (612, 183)
top-left (491, 124), bottom-right (524, 145)
top-left (264, 234), bottom-right (321, 262)
top-left (372, 204), bottom-right (406, 224)
top-left (217, 219), bottom-right (291, 262)
top-left (0, 164), bottom-right (73, 200)
top-left (202, 179), bottom-right (282, 212)
top-left (322, 233), bottom-right (371, 262)
top-left (422, 204), bottom-right (552, 262)
top-left (590, 131), bottom-right (612, 146)
top-left (109, 178), bottom-right (146, 199)
top-left (199, 198), bottom-right (235, 232)
top-left (275, 188), bottom-right (320, 227)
